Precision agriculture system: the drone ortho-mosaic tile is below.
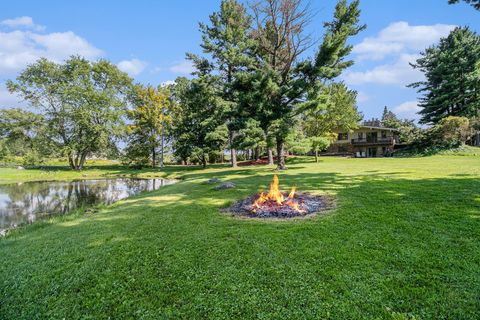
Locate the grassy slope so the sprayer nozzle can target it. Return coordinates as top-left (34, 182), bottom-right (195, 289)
top-left (1, 156), bottom-right (479, 319)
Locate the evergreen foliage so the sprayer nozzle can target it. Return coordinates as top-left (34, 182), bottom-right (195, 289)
top-left (409, 27), bottom-right (480, 125)
top-left (190, 0), bottom-right (256, 167)
top-left (448, 0), bottom-right (480, 10)
top-left (171, 76), bottom-right (229, 168)
top-left (381, 106), bottom-right (423, 144)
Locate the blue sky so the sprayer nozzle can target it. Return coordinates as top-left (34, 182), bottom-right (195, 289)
top-left (0, 0), bottom-right (478, 122)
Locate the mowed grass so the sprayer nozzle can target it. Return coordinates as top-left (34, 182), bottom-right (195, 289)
top-left (1, 156), bottom-right (479, 319)
top-left (0, 164), bottom-right (165, 185)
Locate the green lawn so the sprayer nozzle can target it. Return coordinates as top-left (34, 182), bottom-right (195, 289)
top-left (1, 156), bottom-right (479, 319)
top-left (0, 164), bottom-right (164, 185)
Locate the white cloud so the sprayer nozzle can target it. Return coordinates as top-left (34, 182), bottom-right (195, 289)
top-left (344, 54), bottom-right (423, 86)
top-left (0, 18), bottom-right (104, 108)
top-left (160, 80), bottom-right (175, 87)
top-left (117, 58), bottom-right (147, 76)
top-left (393, 100), bottom-right (421, 119)
top-left (345, 22), bottom-right (457, 87)
top-left (353, 21), bottom-right (456, 60)
top-left (1, 16), bottom-right (46, 31)
top-left (169, 60), bottom-right (195, 74)
top-left (31, 32), bottom-right (103, 59)
top-left (0, 28), bottom-right (103, 74)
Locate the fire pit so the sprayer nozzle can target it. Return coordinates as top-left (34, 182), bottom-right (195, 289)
top-left (226, 175), bottom-right (332, 219)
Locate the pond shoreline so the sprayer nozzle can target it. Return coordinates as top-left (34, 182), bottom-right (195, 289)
top-left (0, 177), bottom-right (177, 235)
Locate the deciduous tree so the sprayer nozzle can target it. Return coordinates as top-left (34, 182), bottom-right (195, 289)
top-left (0, 108), bottom-right (53, 164)
top-left (302, 82), bottom-right (361, 161)
top-left (7, 57), bottom-right (133, 170)
top-left (124, 85), bottom-right (173, 168)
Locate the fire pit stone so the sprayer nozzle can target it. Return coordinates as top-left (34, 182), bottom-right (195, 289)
top-left (224, 175), bottom-right (332, 219)
top-left (206, 177), bottom-right (221, 184)
top-left (215, 182), bottom-right (237, 190)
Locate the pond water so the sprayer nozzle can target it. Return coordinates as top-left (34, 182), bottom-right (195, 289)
top-left (0, 178), bottom-right (177, 234)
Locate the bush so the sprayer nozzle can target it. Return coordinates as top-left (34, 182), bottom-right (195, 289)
top-left (436, 116), bottom-right (470, 145)
top-left (397, 116), bottom-right (473, 156)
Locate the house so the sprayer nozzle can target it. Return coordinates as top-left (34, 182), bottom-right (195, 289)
top-left (325, 125), bottom-right (400, 157)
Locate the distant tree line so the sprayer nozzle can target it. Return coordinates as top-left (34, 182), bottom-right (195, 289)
top-left (2, 0), bottom-right (366, 170)
top-left (170, 0), bottom-right (365, 169)
top-left (2, 0), bottom-right (479, 169)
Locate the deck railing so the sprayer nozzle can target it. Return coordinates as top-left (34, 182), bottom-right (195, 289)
top-left (351, 137), bottom-right (395, 145)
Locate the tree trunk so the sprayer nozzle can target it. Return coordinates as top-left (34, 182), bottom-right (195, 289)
top-left (160, 109), bottom-right (165, 169)
top-left (68, 154), bottom-right (75, 169)
top-left (276, 138), bottom-right (287, 170)
top-left (74, 155), bottom-right (80, 170)
top-left (255, 146), bottom-right (260, 161)
top-left (268, 148), bottom-right (274, 165)
top-left (78, 152), bottom-right (87, 170)
top-left (229, 131), bottom-right (237, 168)
top-left (152, 147), bottom-right (156, 168)
top-left (315, 150), bottom-right (319, 163)
top-left (202, 154), bottom-right (207, 169)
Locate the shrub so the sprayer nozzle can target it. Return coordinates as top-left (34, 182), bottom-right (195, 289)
top-left (436, 116), bottom-right (470, 145)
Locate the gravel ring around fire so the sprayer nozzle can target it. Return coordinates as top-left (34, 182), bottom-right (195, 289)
top-left (222, 192), bottom-right (336, 220)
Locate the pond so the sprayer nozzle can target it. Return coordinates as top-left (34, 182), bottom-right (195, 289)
top-left (0, 178), bottom-right (177, 234)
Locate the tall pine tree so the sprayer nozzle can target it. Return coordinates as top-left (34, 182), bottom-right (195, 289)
top-left (189, 0), bottom-right (255, 168)
top-left (242, 0), bottom-right (365, 169)
top-left (171, 75), bottom-right (229, 168)
top-left (409, 27), bottom-right (480, 124)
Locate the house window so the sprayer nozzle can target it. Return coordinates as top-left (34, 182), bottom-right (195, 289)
top-left (381, 130), bottom-right (387, 139)
top-left (338, 132), bottom-right (348, 141)
top-left (358, 132), bottom-right (363, 140)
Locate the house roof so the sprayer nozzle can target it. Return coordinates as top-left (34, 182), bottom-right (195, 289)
top-left (358, 125), bottom-right (399, 132)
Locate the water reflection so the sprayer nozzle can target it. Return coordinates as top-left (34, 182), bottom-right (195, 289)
top-left (0, 178), bottom-right (176, 233)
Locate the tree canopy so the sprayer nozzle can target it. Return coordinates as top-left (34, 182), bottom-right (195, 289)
top-left (124, 85), bottom-right (173, 168)
top-left (171, 76), bottom-right (229, 168)
top-left (7, 56), bottom-right (134, 169)
top-left (231, 0), bottom-right (365, 169)
top-left (190, 0), bottom-right (256, 167)
top-left (0, 108), bottom-right (49, 164)
top-left (409, 27), bottom-right (480, 125)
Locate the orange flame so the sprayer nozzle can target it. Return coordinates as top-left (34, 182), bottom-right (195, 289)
top-left (288, 186), bottom-right (296, 199)
top-left (253, 175), bottom-right (304, 213)
top-left (267, 175), bottom-right (284, 205)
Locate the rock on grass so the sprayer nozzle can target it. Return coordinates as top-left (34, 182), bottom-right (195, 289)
top-left (214, 182), bottom-right (236, 190)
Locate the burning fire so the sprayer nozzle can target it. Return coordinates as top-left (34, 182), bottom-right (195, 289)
top-left (253, 175), bottom-right (305, 213)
